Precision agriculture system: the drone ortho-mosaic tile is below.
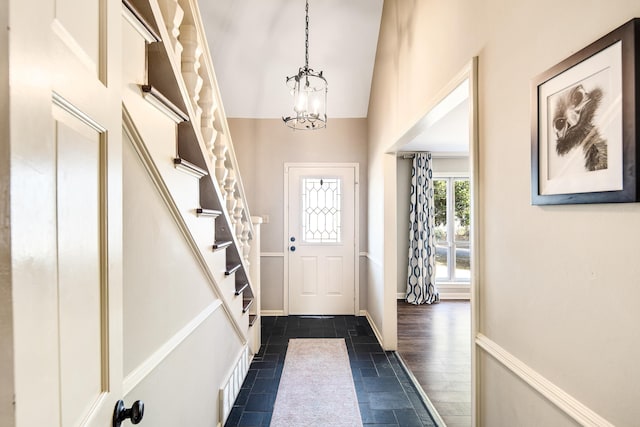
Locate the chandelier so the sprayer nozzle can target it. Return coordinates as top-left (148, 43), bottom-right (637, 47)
top-left (283, 0), bottom-right (327, 130)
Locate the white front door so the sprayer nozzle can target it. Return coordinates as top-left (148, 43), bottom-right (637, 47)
top-left (286, 165), bottom-right (357, 315)
top-left (10, 0), bottom-right (123, 425)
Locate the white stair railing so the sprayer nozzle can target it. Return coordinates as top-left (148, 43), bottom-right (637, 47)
top-left (153, 0), bottom-right (257, 275)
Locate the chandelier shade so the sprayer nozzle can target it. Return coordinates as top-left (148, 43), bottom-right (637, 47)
top-left (283, 0), bottom-right (327, 130)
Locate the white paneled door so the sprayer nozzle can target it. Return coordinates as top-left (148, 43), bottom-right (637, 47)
top-left (11, 0), bottom-right (123, 425)
top-left (286, 165), bottom-right (357, 315)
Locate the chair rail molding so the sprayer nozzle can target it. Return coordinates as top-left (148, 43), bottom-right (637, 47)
top-left (476, 333), bottom-right (614, 427)
top-left (123, 300), bottom-right (222, 395)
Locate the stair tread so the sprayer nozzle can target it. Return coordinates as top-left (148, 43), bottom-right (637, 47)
top-left (122, 0), bottom-right (161, 43)
top-left (213, 240), bottom-right (233, 251)
top-left (242, 298), bottom-right (254, 313)
top-left (174, 157), bottom-right (208, 178)
top-left (197, 208), bottom-right (222, 217)
top-left (141, 85), bottom-right (189, 123)
top-left (225, 263), bottom-right (242, 276)
top-left (235, 282), bottom-right (250, 295)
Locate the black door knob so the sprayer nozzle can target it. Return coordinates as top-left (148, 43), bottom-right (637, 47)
top-left (290, 246), bottom-right (296, 252)
top-left (113, 400), bottom-right (144, 427)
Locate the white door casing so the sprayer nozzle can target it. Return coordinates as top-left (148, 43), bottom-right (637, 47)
top-left (11, 0), bottom-right (123, 425)
top-left (285, 164), bottom-right (358, 315)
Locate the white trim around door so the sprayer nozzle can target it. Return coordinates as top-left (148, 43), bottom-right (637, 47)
top-left (284, 163), bottom-right (360, 315)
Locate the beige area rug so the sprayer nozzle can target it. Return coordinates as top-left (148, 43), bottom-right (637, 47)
top-left (270, 338), bottom-right (363, 427)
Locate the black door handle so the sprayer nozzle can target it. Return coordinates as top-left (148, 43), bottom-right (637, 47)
top-left (113, 400), bottom-right (144, 427)
top-left (290, 246), bottom-right (296, 252)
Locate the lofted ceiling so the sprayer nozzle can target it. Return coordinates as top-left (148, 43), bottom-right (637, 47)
top-left (197, 0), bottom-right (469, 156)
top-left (198, 0), bottom-right (384, 119)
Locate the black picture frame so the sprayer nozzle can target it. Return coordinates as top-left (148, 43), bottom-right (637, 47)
top-left (531, 18), bottom-right (640, 205)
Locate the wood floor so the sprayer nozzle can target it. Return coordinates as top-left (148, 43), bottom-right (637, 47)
top-left (397, 300), bottom-right (471, 427)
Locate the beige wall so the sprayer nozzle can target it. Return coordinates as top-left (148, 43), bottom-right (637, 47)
top-left (0, 1), bottom-right (13, 424)
top-left (369, 1), bottom-right (640, 425)
top-left (229, 118), bottom-right (368, 312)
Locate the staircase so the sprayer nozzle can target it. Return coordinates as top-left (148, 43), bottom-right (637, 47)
top-left (122, 0), bottom-right (260, 381)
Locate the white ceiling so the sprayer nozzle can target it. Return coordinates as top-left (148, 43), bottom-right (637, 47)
top-left (398, 79), bottom-right (470, 155)
top-left (198, 0), bottom-right (469, 156)
top-left (198, 0), bottom-right (384, 119)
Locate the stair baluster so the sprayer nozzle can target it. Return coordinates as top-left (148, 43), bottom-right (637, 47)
top-left (198, 84), bottom-right (218, 153)
top-left (233, 197), bottom-right (244, 243)
top-left (214, 134), bottom-right (228, 200)
top-left (224, 168), bottom-right (237, 232)
top-left (156, 0), bottom-right (184, 61)
top-left (179, 25), bottom-right (204, 122)
top-left (241, 220), bottom-right (251, 266)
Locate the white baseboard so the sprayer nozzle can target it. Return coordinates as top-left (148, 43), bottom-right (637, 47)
top-left (476, 333), bottom-right (614, 427)
top-left (439, 292), bottom-right (470, 300)
top-left (261, 310), bottom-right (372, 317)
top-left (397, 285), bottom-right (471, 301)
top-left (362, 310), bottom-right (385, 350)
top-left (261, 310), bottom-right (285, 316)
top-left (438, 283), bottom-right (471, 300)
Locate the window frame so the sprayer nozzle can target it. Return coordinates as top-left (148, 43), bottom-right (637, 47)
top-left (433, 172), bottom-right (471, 284)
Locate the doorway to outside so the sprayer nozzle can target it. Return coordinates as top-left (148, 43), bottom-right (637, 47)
top-left (284, 163), bottom-right (359, 315)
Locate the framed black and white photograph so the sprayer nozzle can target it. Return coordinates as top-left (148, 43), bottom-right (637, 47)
top-left (531, 18), bottom-right (640, 205)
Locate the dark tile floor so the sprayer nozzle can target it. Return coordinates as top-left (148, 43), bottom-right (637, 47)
top-left (224, 315), bottom-right (437, 427)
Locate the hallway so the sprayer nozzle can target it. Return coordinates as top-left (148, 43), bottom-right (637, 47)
top-left (225, 316), bottom-right (437, 426)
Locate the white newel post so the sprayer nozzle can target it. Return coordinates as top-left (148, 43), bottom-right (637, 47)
top-left (249, 216), bottom-right (263, 354)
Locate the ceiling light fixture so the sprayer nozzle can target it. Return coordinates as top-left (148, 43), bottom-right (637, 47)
top-left (283, 0), bottom-right (327, 130)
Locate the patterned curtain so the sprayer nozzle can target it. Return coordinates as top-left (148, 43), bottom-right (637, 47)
top-left (406, 152), bottom-right (439, 305)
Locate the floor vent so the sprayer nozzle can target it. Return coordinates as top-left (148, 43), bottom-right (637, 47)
top-left (219, 345), bottom-right (250, 425)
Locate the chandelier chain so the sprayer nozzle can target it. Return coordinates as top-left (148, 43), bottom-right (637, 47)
top-left (305, 0), bottom-right (309, 69)
top-left (283, 0), bottom-right (327, 130)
